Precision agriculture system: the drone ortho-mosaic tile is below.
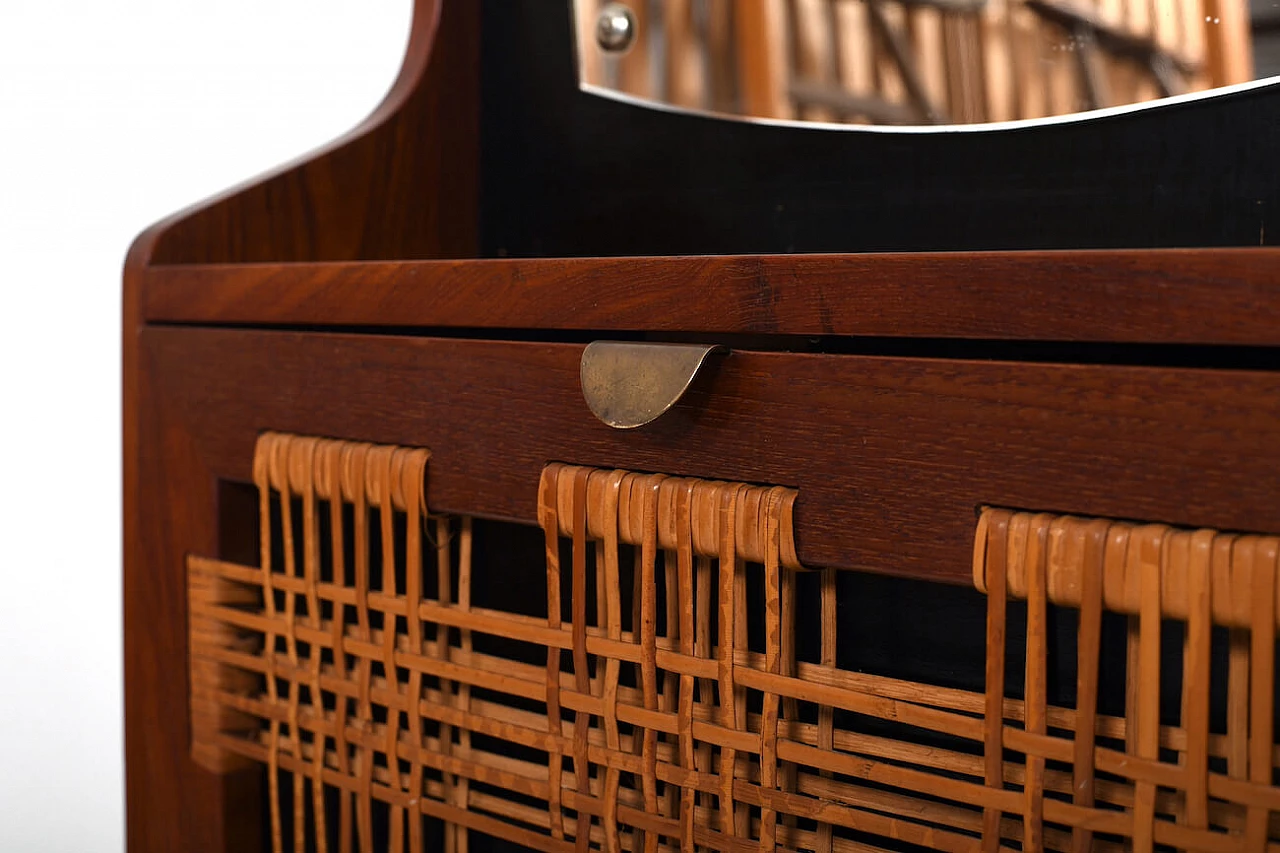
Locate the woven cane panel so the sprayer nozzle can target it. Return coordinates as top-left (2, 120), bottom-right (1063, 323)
top-left (188, 433), bottom-right (1280, 853)
top-left (973, 510), bottom-right (1280, 853)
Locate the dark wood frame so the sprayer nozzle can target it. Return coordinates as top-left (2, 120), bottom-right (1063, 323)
top-left (124, 1), bottom-right (1280, 850)
top-left (123, 4), bottom-right (478, 845)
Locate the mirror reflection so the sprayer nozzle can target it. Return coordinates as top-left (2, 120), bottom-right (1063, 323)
top-left (575, 0), bottom-right (1280, 126)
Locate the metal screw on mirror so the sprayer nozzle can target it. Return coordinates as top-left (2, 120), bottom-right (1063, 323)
top-left (595, 3), bottom-right (637, 53)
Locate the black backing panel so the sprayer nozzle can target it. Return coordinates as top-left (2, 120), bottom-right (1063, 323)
top-left (479, 0), bottom-right (1279, 257)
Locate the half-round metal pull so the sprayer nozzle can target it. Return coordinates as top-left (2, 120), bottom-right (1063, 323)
top-left (580, 342), bottom-right (726, 429)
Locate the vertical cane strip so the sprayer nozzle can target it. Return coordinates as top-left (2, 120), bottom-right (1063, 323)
top-left (974, 509), bottom-right (1280, 853)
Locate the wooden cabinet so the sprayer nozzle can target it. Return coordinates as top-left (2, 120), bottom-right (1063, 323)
top-left (124, 2), bottom-right (1280, 851)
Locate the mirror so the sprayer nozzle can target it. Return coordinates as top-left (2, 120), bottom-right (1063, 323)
top-left (574, 0), bottom-right (1280, 127)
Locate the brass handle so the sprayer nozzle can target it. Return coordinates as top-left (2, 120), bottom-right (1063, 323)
top-left (580, 341), bottom-right (726, 429)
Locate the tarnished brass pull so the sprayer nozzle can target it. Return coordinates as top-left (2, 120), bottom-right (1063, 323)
top-left (580, 341), bottom-right (726, 429)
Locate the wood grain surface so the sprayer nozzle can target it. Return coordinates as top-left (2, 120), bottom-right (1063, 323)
top-left (142, 249), bottom-right (1280, 344)
top-left (136, 0), bottom-right (478, 266)
top-left (122, 1), bottom-right (466, 848)
top-left (123, 327), bottom-right (264, 853)
top-left (144, 327), bottom-right (1280, 585)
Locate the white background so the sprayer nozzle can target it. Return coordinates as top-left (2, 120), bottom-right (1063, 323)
top-left (0, 2), bottom-right (413, 849)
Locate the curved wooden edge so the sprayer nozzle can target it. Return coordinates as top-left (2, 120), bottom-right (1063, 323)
top-left (122, 6), bottom-right (477, 849)
top-left (123, 0), bottom-right (477, 277)
top-left (141, 248), bottom-right (1280, 345)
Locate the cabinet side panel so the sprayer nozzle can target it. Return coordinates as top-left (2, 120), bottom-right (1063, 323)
top-left (123, 340), bottom-right (264, 852)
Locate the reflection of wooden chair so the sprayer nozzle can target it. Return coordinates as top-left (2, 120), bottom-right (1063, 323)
top-left (577, 0), bottom-right (1254, 124)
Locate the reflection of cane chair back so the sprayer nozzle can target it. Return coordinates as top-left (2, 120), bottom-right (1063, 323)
top-left (577, 0), bottom-right (1254, 123)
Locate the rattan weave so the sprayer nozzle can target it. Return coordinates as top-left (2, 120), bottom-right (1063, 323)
top-left (188, 433), bottom-right (1280, 853)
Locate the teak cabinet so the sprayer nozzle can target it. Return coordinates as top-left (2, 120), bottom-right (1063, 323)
top-left (124, 2), bottom-right (1280, 852)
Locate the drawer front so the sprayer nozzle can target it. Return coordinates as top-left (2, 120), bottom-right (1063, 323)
top-left (144, 327), bottom-right (1280, 584)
